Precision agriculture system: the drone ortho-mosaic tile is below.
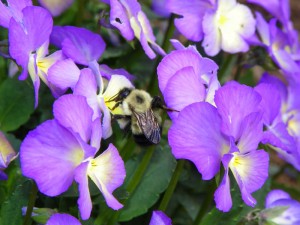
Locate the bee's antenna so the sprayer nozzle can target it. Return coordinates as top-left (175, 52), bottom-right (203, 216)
top-left (151, 96), bottom-right (179, 112)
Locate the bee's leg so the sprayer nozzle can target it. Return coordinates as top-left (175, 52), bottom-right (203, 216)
top-left (111, 101), bottom-right (121, 111)
top-left (112, 114), bottom-right (131, 120)
top-left (123, 121), bottom-right (132, 138)
top-left (151, 96), bottom-right (179, 112)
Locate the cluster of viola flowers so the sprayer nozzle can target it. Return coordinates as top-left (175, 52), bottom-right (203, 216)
top-left (0, 0), bottom-right (300, 224)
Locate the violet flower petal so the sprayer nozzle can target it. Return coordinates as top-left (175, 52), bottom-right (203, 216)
top-left (99, 64), bottom-right (135, 81)
top-left (266, 189), bottom-right (291, 208)
top-left (150, 211), bottom-right (172, 225)
top-left (53, 95), bottom-right (94, 143)
top-left (20, 120), bottom-right (84, 196)
top-left (50, 26), bottom-right (106, 65)
top-left (47, 59), bottom-right (81, 92)
top-left (74, 68), bottom-right (101, 120)
top-left (167, 0), bottom-right (210, 41)
top-left (214, 153), bottom-right (233, 212)
top-left (0, 0), bottom-right (32, 28)
top-left (255, 83), bottom-right (281, 125)
top-left (46, 213), bottom-right (81, 225)
top-left (169, 102), bottom-right (230, 180)
top-left (237, 112), bottom-right (263, 154)
top-left (158, 49), bottom-right (201, 93)
top-left (163, 66), bottom-right (206, 119)
top-left (74, 162), bottom-right (92, 220)
top-left (215, 81), bottom-right (261, 140)
top-left (230, 150), bottom-right (269, 207)
top-left (110, 0), bottom-right (134, 41)
top-left (99, 98), bottom-right (113, 139)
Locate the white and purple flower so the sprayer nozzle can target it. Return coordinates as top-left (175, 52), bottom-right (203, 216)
top-left (8, 6), bottom-right (65, 107)
top-left (168, 82), bottom-right (269, 212)
top-left (20, 95), bottom-right (126, 220)
top-left (166, 0), bottom-right (256, 56)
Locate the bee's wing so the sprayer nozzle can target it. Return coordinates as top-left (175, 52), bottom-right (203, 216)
top-left (132, 109), bottom-right (161, 144)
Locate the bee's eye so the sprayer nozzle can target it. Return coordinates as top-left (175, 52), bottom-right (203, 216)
top-left (136, 95), bottom-right (144, 104)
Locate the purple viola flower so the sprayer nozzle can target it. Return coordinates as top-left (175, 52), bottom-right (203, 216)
top-left (157, 40), bottom-right (219, 119)
top-left (0, 0), bottom-right (32, 28)
top-left (168, 82), bottom-right (269, 212)
top-left (46, 213), bottom-right (81, 225)
top-left (166, 0), bottom-right (255, 56)
top-left (256, 73), bottom-right (300, 170)
top-left (8, 6), bottom-right (65, 107)
top-left (255, 13), bottom-right (300, 78)
top-left (263, 189), bottom-right (300, 224)
top-left (0, 131), bottom-right (18, 180)
top-left (38, 0), bottom-right (75, 17)
top-left (107, 0), bottom-right (166, 59)
top-left (149, 211), bottom-right (172, 225)
top-left (20, 95), bottom-right (126, 220)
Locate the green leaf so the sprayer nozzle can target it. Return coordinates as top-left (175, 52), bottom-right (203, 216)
top-left (0, 180), bottom-right (31, 225)
top-left (0, 78), bottom-right (34, 131)
top-left (119, 146), bottom-right (176, 221)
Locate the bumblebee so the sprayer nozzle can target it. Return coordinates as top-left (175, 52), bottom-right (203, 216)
top-left (107, 88), bottom-right (168, 146)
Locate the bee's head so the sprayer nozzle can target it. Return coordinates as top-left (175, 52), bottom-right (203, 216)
top-left (125, 90), bottom-right (152, 113)
top-left (107, 87), bottom-right (132, 102)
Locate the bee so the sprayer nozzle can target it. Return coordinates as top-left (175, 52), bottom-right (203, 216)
top-left (107, 88), bottom-right (170, 146)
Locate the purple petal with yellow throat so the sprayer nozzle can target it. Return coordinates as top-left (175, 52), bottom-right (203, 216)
top-left (20, 120), bottom-right (84, 196)
top-left (230, 150), bottom-right (269, 207)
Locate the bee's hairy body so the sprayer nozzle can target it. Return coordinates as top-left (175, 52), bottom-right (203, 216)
top-left (109, 88), bottom-right (163, 145)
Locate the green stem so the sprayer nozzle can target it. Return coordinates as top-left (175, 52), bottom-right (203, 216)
top-left (127, 146), bottom-right (155, 193)
top-left (23, 181), bottom-right (38, 225)
top-left (108, 147), bottom-right (156, 225)
top-left (119, 138), bottom-right (136, 162)
top-left (148, 14), bottom-right (175, 96)
top-left (76, 0), bottom-right (86, 26)
top-left (193, 181), bottom-right (216, 225)
top-left (158, 160), bottom-right (184, 211)
top-left (218, 54), bottom-right (238, 84)
top-left (233, 54), bottom-right (243, 81)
